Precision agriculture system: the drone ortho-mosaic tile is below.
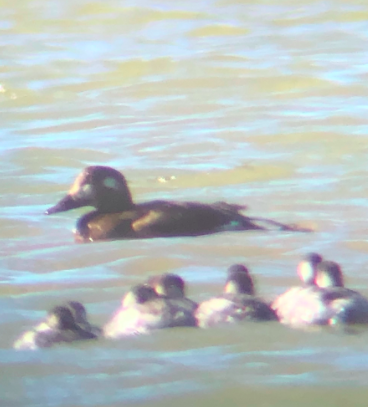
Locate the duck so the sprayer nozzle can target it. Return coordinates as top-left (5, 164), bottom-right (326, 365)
top-left (271, 252), bottom-right (323, 324)
top-left (103, 284), bottom-right (196, 339)
top-left (13, 302), bottom-right (99, 350)
top-left (45, 165), bottom-right (307, 242)
top-left (195, 265), bottom-right (277, 328)
top-left (272, 259), bottom-right (368, 326)
top-left (314, 261), bottom-right (368, 325)
top-left (145, 273), bottom-right (198, 320)
top-left (65, 301), bottom-right (102, 336)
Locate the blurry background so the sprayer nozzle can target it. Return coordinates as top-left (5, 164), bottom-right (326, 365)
top-left (1, 0), bottom-right (368, 405)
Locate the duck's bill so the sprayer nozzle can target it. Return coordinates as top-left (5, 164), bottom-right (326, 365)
top-left (45, 194), bottom-right (85, 215)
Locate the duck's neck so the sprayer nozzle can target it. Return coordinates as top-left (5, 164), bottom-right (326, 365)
top-left (96, 190), bottom-right (134, 213)
top-left (316, 272), bottom-right (344, 288)
top-left (224, 280), bottom-right (254, 296)
top-left (297, 261), bottom-right (316, 285)
top-left (164, 286), bottom-right (185, 299)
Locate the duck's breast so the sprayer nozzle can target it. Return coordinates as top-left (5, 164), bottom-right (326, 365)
top-left (195, 297), bottom-right (245, 328)
top-left (272, 286), bottom-right (333, 326)
top-left (103, 301), bottom-right (174, 339)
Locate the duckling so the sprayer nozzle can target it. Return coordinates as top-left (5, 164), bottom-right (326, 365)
top-left (146, 273), bottom-right (198, 310)
top-left (45, 166), bottom-right (308, 242)
top-left (271, 252), bottom-right (323, 324)
top-left (272, 259), bottom-right (368, 326)
top-left (195, 266), bottom-right (277, 328)
top-left (315, 261), bottom-right (368, 325)
top-left (65, 301), bottom-right (102, 336)
top-left (104, 284), bottom-right (195, 339)
top-left (14, 303), bottom-right (98, 350)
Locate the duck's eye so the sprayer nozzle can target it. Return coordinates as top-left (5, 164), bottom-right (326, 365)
top-left (103, 177), bottom-right (118, 189)
top-left (82, 184), bottom-right (92, 194)
top-left (74, 183), bottom-right (92, 199)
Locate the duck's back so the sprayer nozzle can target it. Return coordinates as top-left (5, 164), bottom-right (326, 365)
top-left (103, 297), bottom-right (195, 339)
top-left (162, 297), bottom-right (198, 327)
top-left (321, 287), bottom-right (368, 325)
top-left (132, 200), bottom-right (261, 237)
top-left (75, 200), bottom-right (260, 242)
top-left (235, 294), bottom-right (277, 321)
top-left (103, 301), bottom-right (169, 338)
top-left (195, 296), bottom-right (244, 328)
top-left (271, 285), bottom-right (368, 326)
top-left (195, 294), bottom-right (275, 328)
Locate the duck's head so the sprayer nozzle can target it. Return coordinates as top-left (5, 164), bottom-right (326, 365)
top-left (226, 264), bottom-right (254, 295)
top-left (45, 166), bottom-right (133, 215)
top-left (122, 284), bottom-right (159, 307)
top-left (224, 270), bottom-right (255, 296)
top-left (227, 264), bottom-right (250, 276)
top-left (46, 306), bottom-right (79, 331)
top-left (65, 301), bottom-right (91, 326)
top-left (147, 273), bottom-right (186, 299)
top-left (315, 261), bottom-right (344, 288)
top-left (297, 252), bottom-right (323, 285)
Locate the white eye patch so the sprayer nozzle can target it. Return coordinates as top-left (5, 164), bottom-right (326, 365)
top-left (103, 177), bottom-right (119, 190)
top-left (82, 184), bottom-right (92, 194)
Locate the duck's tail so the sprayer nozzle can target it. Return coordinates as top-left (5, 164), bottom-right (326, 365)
top-left (242, 216), bottom-right (313, 232)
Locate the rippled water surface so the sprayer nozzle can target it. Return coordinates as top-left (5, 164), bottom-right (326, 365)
top-left (2, 0), bottom-right (368, 405)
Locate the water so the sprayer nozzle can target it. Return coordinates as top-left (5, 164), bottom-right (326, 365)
top-left (2, 0), bottom-right (368, 405)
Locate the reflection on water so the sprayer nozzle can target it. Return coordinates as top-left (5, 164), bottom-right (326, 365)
top-left (2, 0), bottom-right (368, 405)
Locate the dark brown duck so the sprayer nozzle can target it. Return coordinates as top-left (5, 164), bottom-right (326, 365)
top-left (45, 165), bottom-right (306, 242)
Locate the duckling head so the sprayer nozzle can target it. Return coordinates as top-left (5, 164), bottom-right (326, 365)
top-left (315, 261), bottom-right (344, 288)
top-left (224, 271), bottom-right (255, 296)
top-left (297, 252), bottom-right (323, 285)
top-left (66, 301), bottom-right (89, 325)
top-left (227, 264), bottom-right (250, 276)
top-left (46, 306), bottom-right (79, 331)
top-left (148, 273), bottom-right (186, 299)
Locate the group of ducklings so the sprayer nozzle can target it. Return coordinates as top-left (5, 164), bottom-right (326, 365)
top-left (14, 253), bottom-right (368, 350)
top-left (13, 166), bottom-right (367, 349)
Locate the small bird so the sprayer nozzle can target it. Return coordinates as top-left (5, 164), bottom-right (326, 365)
top-left (65, 301), bottom-right (102, 336)
top-left (13, 302), bottom-right (99, 350)
top-left (45, 165), bottom-right (308, 242)
top-left (271, 253), bottom-right (323, 324)
top-left (195, 265), bottom-right (277, 328)
top-left (103, 284), bottom-right (196, 339)
top-left (272, 259), bottom-right (368, 326)
top-left (314, 261), bottom-right (368, 325)
top-left (145, 273), bottom-right (198, 326)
